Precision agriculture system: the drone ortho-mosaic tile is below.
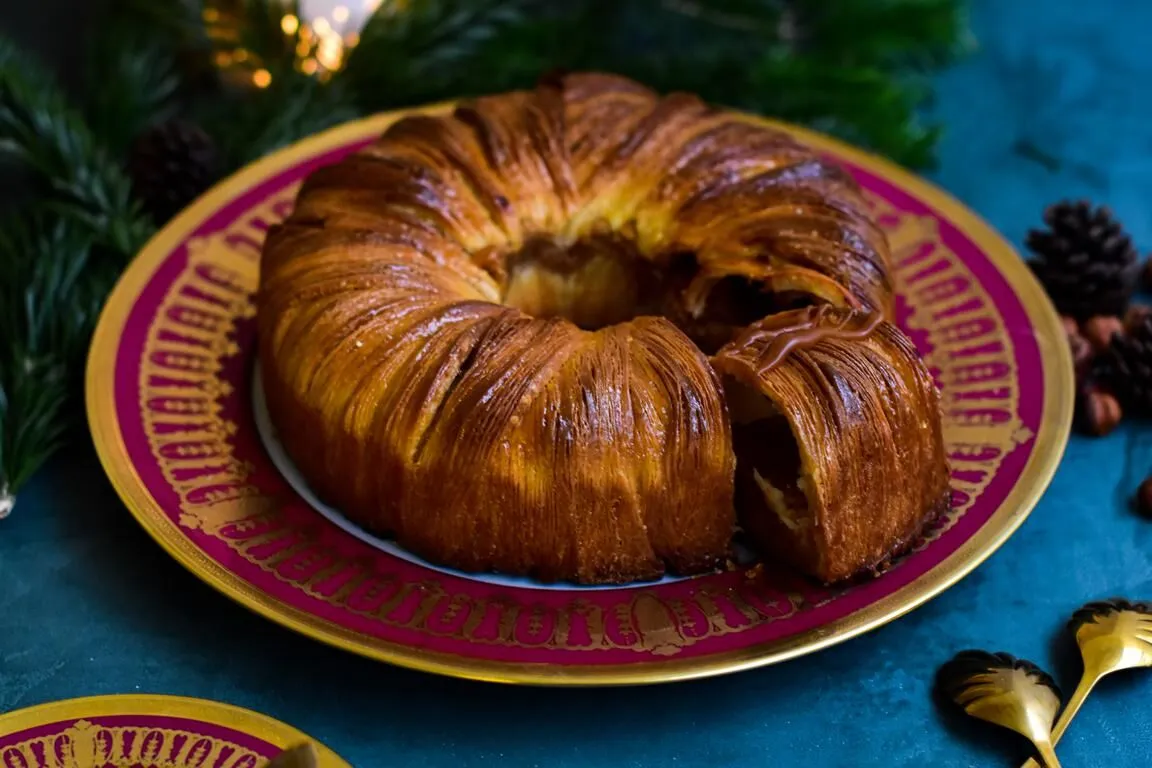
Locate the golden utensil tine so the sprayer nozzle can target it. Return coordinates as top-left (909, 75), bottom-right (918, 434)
top-left (264, 742), bottom-right (318, 768)
top-left (1020, 598), bottom-right (1152, 768)
top-left (938, 650), bottom-right (1064, 768)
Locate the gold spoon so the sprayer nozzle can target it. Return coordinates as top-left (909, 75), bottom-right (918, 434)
top-left (937, 650), bottom-right (1064, 768)
top-left (1020, 598), bottom-right (1152, 768)
top-left (264, 743), bottom-right (318, 768)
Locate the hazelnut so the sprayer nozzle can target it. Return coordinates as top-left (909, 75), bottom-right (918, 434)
top-left (1075, 385), bottom-right (1122, 437)
top-left (1082, 315), bottom-right (1123, 353)
top-left (1068, 332), bottom-right (1094, 379)
top-left (1137, 476), bottom-right (1152, 517)
top-left (1061, 315), bottom-right (1080, 337)
top-left (1125, 304), bottom-right (1151, 332)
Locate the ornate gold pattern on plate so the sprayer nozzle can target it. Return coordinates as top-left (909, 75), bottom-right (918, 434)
top-left (874, 194), bottom-right (1030, 546)
top-left (1, 718), bottom-right (261, 768)
top-left (86, 108), bottom-right (1074, 685)
top-left (0, 696), bottom-right (349, 768)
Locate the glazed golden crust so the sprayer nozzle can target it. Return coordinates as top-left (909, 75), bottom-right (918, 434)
top-left (712, 306), bottom-right (951, 583)
top-left (257, 72), bottom-right (933, 584)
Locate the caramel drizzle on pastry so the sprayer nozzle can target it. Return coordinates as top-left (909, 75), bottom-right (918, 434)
top-left (731, 305), bottom-right (884, 374)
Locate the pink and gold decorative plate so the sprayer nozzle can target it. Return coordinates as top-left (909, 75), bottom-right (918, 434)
top-left (86, 107), bottom-right (1073, 685)
top-left (0, 695), bottom-right (348, 767)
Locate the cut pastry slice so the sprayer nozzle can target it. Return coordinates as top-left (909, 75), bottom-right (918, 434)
top-left (712, 305), bottom-right (950, 583)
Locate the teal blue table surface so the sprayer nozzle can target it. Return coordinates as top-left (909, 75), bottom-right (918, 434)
top-left (4, 1), bottom-right (1152, 765)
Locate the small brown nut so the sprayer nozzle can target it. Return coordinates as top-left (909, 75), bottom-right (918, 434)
top-left (1068, 332), bottom-right (1094, 379)
top-left (1075, 386), bottom-right (1122, 437)
top-left (1125, 304), bottom-right (1152, 332)
top-left (1061, 314), bottom-right (1080, 337)
top-left (1082, 315), bottom-right (1124, 352)
top-left (1137, 476), bottom-right (1152, 517)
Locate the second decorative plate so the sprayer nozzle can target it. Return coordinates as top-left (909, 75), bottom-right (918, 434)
top-left (0, 695), bottom-right (348, 767)
top-left (86, 106), bottom-right (1073, 685)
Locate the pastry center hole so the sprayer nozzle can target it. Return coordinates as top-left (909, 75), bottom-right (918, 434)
top-left (499, 235), bottom-right (654, 330)
top-left (498, 238), bottom-right (818, 344)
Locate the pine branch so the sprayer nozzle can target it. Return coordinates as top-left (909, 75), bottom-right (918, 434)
top-left (0, 32), bottom-right (158, 516)
top-left (82, 14), bottom-right (183, 154)
top-left (746, 55), bottom-right (941, 168)
top-left (596, 0), bottom-right (958, 167)
top-left (342, 0), bottom-right (540, 109)
top-left (795, 0), bottom-right (972, 69)
top-left (116, 0), bottom-right (211, 51)
top-left (0, 211), bottom-right (109, 514)
top-left (659, 0), bottom-right (786, 33)
top-left (198, 70), bottom-right (359, 170)
top-left (0, 35), bottom-right (154, 258)
top-left (328, 0), bottom-right (964, 167)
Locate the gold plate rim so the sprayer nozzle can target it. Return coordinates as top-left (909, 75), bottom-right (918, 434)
top-left (85, 106), bottom-right (1074, 686)
top-left (0, 693), bottom-right (350, 765)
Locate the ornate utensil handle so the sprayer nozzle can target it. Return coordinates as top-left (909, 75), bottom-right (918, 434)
top-left (1034, 740), bottom-right (1063, 768)
top-left (1020, 672), bottom-right (1096, 768)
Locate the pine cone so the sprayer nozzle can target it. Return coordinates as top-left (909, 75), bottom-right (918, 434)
top-left (1103, 314), bottom-right (1152, 414)
top-left (1026, 200), bottom-right (1139, 322)
top-left (129, 120), bottom-right (222, 225)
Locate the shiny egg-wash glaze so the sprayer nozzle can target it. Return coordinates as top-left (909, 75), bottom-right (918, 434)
top-left (257, 72), bottom-right (948, 585)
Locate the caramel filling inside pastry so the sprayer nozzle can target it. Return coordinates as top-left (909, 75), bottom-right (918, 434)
top-left (725, 377), bottom-right (822, 574)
